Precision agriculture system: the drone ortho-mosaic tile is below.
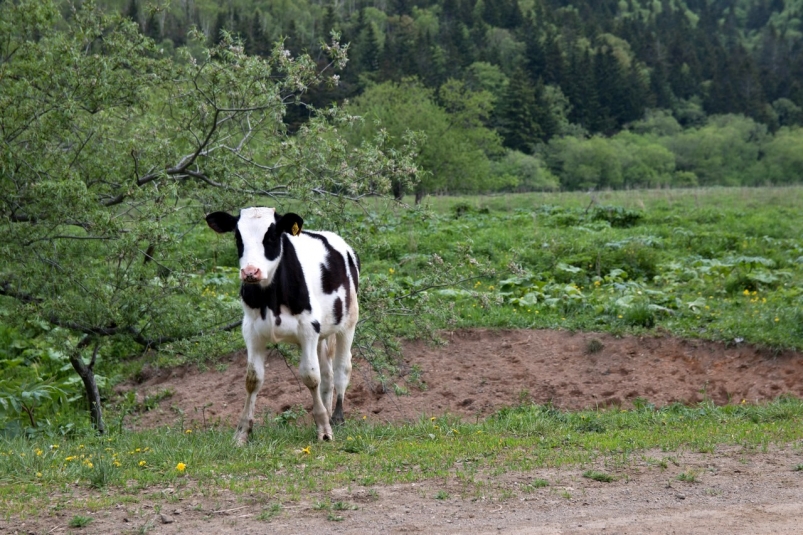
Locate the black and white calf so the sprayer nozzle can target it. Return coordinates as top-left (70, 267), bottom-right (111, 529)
top-left (206, 207), bottom-right (360, 444)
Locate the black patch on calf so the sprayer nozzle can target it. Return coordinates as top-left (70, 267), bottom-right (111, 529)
top-left (311, 320), bottom-right (321, 333)
top-left (275, 316), bottom-right (281, 326)
top-left (262, 217), bottom-right (282, 261)
top-left (333, 297), bottom-right (343, 325)
top-left (347, 252), bottom-right (360, 293)
top-left (240, 234), bottom-right (311, 318)
top-left (305, 232), bottom-right (348, 295)
top-left (235, 229), bottom-right (244, 258)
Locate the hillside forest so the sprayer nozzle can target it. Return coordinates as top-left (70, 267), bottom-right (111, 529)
top-left (112, 0), bottom-right (803, 195)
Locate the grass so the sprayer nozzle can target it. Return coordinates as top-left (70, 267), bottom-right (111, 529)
top-left (345, 186), bottom-right (803, 355)
top-left (2, 397), bottom-right (803, 516)
top-left (68, 514), bottom-right (93, 527)
top-left (3, 187), bottom-right (803, 520)
top-left (676, 471), bottom-right (700, 483)
top-left (582, 470), bottom-right (616, 483)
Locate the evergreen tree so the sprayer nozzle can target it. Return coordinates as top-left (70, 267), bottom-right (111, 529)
top-left (246, 10), bottom-right (269, 57)
top-left (144, 11), bottom-right (160, 42)
top-left (125, 0), bottom-right (141, 31)
top-left (565, 49), bottom-right (600, 132)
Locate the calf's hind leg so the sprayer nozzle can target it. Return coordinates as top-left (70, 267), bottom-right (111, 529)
top-left (331, 328), bottom-right (354, 426)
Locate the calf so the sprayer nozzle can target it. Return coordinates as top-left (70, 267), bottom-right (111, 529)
top-left (206, 207), bottom-right (360, 444)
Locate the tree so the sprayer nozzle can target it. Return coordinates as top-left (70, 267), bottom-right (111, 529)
top-left (0, 0), bottom-right (418, 432)
top-left (344, 78), bottom-right (503, 201)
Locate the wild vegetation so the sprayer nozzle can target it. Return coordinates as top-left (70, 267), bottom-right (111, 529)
top-left (2, 0), bottom-right (803, 525)
top-left (96, 0), bottom-right (803, 195)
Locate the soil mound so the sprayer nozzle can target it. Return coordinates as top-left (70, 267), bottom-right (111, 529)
top-left (121, 329), bottom-right (803, 430)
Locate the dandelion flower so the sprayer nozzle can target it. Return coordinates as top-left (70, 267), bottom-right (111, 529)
top-left (301, 446), bottom-right (311, 455)
top-left (176, 462), bottom-right (187, 473)
top-left (36, 472), bottom-right (42, 478)
top-left (185, 429), bottom-right (192, 434)
top-left (139, 460), bottom-right (147, 467)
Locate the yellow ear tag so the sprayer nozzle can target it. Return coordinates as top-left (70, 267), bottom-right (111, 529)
top-left (291, 222), bottom-right (300, 236)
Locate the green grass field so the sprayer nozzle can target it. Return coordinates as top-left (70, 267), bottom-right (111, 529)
top-left (2, 186), bottom-right (803, 518)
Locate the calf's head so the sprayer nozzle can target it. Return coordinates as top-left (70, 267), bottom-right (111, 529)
top-left (206, 207), bottom-right (303, 284)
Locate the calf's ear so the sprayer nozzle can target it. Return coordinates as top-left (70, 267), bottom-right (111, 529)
top-left (276, 213), bottom-right (304, 236)
top-left (206, 212), bottom-right (239, 233)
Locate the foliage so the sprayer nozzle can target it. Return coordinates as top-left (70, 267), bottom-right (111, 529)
top-left (343, 78), bottom-right (504, 199)
top-left (0, 0), bottom-right (419, 430)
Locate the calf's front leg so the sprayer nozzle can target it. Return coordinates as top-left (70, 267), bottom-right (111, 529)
top-left (298, 323), bottom-right (333, 441)
top-left (235, 332), bottom-right (266, 445)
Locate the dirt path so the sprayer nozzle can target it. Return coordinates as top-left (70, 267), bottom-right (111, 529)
top-left (9, 446), bottom-right (803, 534)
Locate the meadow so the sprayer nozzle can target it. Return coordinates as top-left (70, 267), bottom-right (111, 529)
top-left (2, 186), bottom-right (803, 527)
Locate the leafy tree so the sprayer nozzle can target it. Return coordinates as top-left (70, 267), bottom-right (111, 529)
top-left (0, 0), bottom-right (418, 432)
top-left (761, 127), bottom-right (803, 185)
top-left (490, 151), bottom-right (559, 191)
top-left (344, 78), bottom-right (503, 201)
top-left (660, 115), bottom-right (766, 186)
top-left (546, 136), bottom-right (625, 190)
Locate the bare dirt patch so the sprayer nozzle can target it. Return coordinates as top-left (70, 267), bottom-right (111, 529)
top-left (122, 329), bottom-right (803, 430)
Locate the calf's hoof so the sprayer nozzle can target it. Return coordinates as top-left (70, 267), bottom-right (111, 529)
top-left (317, 424), bottom-right (334, 442)
top-left (234, 419), bottom-right (254, 446)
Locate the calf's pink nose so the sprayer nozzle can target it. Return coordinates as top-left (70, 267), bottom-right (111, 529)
top-left (240, 265), bottom-right (262, 281)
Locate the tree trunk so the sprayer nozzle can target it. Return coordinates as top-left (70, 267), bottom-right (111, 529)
top-left (414, 189), bottom-right (425, 205)
top-left (70, 342), bottom-right (105, 434)
top-left (392, 179), bottom-right (404, 201)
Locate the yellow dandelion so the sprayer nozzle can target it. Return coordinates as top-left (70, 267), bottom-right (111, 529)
top-left (301, 446), bottom-right (311, 455)
top-left (35, 448), bottom-right (43, 457)
top-left (139, 460), bottom-right (146, 467)
top-left (388, 268), bottom-right (395, 274)
top-left (65, 456), bottom-right (77, 462)
top-left (185, 429), bottom-right (192, 434)
top-left (743, 289), bottom-right (750, 296)
top-left (176, 462), bottom-right (187, 473)
top-left (84, 461), bottom-right (94, 468)
top-left (50, 445), bottom-right (59, 450)
top-left (36, 472), bottom-right (42, 478)
top-left (774, 317), bottom-right (779, 322)
top-left (113, 461), bottom-right (121, 467)
top-left (430, 417), bottom-right (436, 421)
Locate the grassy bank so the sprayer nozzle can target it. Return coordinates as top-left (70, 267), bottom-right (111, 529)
top-left (2, 398), bottom-right (803, 517)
